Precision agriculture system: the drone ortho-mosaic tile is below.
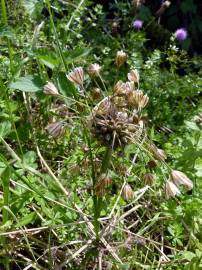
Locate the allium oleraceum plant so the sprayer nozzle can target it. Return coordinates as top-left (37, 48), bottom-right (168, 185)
top-left (46, 52), bottom-right (194, 237)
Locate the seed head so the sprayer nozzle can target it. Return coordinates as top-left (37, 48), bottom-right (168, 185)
top-left (171, 170), bottom-right (193, 190)
top-left (88, 63), bottom-right (101, 77)
top-left (165, 181), bottom-right (181, 198)
top-left (122, 184), bottom-right (134, 201)
top-left (67, 67), bottom-right (84, 86)
top-left (115, 50), bottom-right (127, 67)
top-left (43, 82), bottom-right (59, 96)
top-left (128, 69), bottom-right (140, 83)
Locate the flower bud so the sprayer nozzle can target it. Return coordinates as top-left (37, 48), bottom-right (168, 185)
top-left (95, 174), bottom-right (112, 196)
top-left (122, 184), bottom-right (134, 201)
top-left (113, 81), bottom-right (125, 95)
top-left (127, 90), bottom-right (149, 109)
top-left (143, 173), bottom-right (154, 185)
top-left (148, 145), bottom-right (167, 161)
top-left (115, 50), bottom-right (127, 67)
top-left (67, 67), bottom-right (84, 86)
top-left (91, 88), bottom-right (102, 100)
top-left (171, 170), bottom-right (193, 190)
top-left (123, 81), bottom-right (135, 94)
top-left (88, 63), bottom-right (101, 77)
top-left (116, 111), bottom-right (128, 121)
top-left (43, 82), bottom-right (59, 96)
top-left (165, 181), bottom-right (181, 198)
top-left (128, 69), bottom-right (140, 83)
top-left (46, 121), bottom-right (65, 138)
top-left (146, 160), bottom-right (157, 169)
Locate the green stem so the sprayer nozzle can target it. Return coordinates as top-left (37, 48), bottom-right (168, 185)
top-left (45, 0), bottom-right (68, 72)
top-left (95, 147), bottom-right (112, 239)
top-left (1, 166), bottom-right (10, 270)
top-left (1, 0), bottom-right (14, 74)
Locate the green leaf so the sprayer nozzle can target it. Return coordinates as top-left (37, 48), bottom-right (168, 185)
top-left (10, 75), bottom-right (44, 92)
top-left (64, 48), bottom-right (91, 64)
top-left (57, 72), bottom-right (77, 98)
top-left (17, 212), bottom-right (37, 227)
top-left (37, 54), bottom-right (60, 69)
top-left (22, 0), bottom-right (38, 16)
top-left (183, 251), bottom-right (196, 261)
top-left (0, 121), bottom-right (12, 138)
top-left (0, 26), bottom-right (15, 39)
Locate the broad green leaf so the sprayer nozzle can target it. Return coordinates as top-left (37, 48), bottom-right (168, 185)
top-left (64, 48), bottom-right (91, 64)
top-left (37, 54), bottom-right (60, 69)
top-left (10, 75), bottom-right (44, 92)
top-left (0, 121), bottom-right (12, 138)
top-left (57, 72), bottom-right (77, 98)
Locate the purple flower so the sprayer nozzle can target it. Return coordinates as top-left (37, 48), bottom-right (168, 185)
top-left (175, 28), bottom-right (187, 41)
top-left (133, 20), bottom-right (143, 30)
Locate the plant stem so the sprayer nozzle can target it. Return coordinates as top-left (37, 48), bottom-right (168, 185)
top-left (1, 0), bottom-right (14, 74)
top-left (45, 0), bottom-right (68, 72)
top-left (1, 166), bottom-right (10, 270)
top-left (95, 147), bottom-right (112, 239)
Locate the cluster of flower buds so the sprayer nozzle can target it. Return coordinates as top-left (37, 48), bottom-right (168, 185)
top-left (165, 170), bottom-right (193, 198)
top-left (112, 70), bottom-right (148, 111)
top-left (89, 67), bottom-right (148, 147)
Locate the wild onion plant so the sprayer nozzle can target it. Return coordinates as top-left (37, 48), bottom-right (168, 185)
top-left (44, 52), bottom-right (194, 244)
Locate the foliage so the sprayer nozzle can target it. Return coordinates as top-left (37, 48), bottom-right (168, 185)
top-left (0, 0), bottom-right (201, 269)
